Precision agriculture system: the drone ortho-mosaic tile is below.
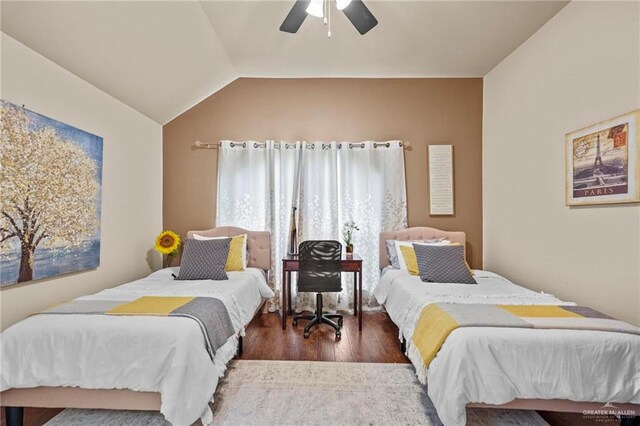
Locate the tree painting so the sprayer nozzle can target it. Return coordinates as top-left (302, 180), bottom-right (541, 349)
top-left (0, 100), bottom-right (103, 285)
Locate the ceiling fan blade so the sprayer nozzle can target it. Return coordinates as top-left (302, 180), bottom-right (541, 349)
top-left (342, 0), bottom-right (378, 35)
top-left (280, 0), bottom-right (312, 34)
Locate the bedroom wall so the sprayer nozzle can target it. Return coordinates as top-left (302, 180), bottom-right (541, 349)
top-left (163, 78), bottom-right (484, 268)
top-left (483, 2), bottom-right (640, 325)
top-left (0, 34), bottom-right (163, 330)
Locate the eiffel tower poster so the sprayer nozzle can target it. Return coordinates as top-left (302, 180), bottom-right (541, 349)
top-left (566, 109), bottom-right (640, 206)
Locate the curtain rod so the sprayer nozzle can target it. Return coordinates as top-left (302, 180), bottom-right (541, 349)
top-left (193, 140), bottom-right (412, 150)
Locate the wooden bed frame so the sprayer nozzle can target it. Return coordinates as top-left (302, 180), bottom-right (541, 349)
top-left (380, 227), bottom-right (640, 425)
top-left (1, 226), bottom-right (272, 426)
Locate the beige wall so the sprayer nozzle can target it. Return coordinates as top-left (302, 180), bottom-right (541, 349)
top-left (163, 78), bottom-right (484, 268)
top-left (484, 2), bottom-right (640, 325)
top-left (0, 34), bottom-right (163, 330)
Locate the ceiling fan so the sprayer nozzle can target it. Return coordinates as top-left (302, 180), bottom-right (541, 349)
top-left (280, 0), bottom-right (378, 36)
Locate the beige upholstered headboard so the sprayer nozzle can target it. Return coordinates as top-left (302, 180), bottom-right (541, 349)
top-left (379, 227), bottom-right (466, 269)
top-left (187, 227), bottom-right (271, 271)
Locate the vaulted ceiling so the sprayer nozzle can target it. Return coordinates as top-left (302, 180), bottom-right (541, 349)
top-left (1, 1), bottom-right (568, 124)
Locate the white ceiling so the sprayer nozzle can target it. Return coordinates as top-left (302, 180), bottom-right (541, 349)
top-left (201, 1), bottom-right (568, 78)
top-left (1, 1), bottom-right (568, 124)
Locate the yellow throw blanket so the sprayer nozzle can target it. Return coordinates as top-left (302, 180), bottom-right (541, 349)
top-left (38, 296), bottom-right (236, 360)
top-left (107, 296), bottom-right (194, 315)
top-left (412, 303), bottom-right (640, 368)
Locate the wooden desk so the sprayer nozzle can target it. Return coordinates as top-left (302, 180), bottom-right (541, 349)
top-left (281, 254), bottom-right (363, 331)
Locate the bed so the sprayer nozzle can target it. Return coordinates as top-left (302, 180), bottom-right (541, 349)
top-left (374, 227), bottom-right (640, 426)
top-left (0, 226), bottom-right (274, 426)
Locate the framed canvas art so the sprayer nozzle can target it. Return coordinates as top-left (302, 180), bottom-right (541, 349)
top-left (0, 100), bottom-right (103, 286)
top-left (565, 109), bottom-right (640, 206)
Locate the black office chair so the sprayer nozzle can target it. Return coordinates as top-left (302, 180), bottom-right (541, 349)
top-left (292, 240), bottom-right (344, 339)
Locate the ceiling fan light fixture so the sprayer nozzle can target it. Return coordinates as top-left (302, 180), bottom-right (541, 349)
top-left (336, 0), bottom-right (352, 10)
top-left (281, 0), bottom-right (377, 35)
top-left (306, 0), bottom-right (324, 18)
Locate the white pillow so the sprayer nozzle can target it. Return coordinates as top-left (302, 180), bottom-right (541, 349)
top-left (193, 233), bottom-right (248, 267)
top-left (394, 239), bottom-right (450, 271)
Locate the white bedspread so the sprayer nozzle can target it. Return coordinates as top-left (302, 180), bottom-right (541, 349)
top-left (374, 269), bottom-right (640, 426)
top-left (1, 267), bottom-right (274, 426)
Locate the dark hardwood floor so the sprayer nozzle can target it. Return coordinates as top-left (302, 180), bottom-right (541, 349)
top-left (241, 310), bottom-right (409, 363)
top-left (1, 312), bottom-right (625, 426)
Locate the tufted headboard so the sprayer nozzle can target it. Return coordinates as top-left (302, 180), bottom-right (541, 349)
top-left (187, 227), bottom-right (271, 271)
top-left (379, 227), bottom-right (466, 269)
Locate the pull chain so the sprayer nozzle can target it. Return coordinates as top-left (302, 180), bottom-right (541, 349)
top-left (328, 0), bottom-right (332, 38)
top-left (323, 0), bottom-right (327, 25)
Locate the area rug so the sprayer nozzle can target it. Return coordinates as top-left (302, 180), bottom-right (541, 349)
top-left (46, 360), bottom-right (548, 425)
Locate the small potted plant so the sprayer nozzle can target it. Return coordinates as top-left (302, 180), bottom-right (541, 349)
top-left (154, 230), bottom-right (181, 267)
top-left (342, 220), bottom-right (360, 254)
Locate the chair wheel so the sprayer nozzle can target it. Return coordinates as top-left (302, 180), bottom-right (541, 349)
top-left (336, 330), bottom-right (342, 339)
top-left (292, 319), bottom-right (298, 327)
top-left (304, 331), bottom-right (310, 339)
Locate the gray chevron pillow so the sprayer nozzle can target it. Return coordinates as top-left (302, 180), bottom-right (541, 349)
top-left (176, 238), bottom-right (230, 281)
top-left (413, 243), bottom-right (476, 284)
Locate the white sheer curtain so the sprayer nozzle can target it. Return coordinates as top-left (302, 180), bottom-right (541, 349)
top-left (216, 140), bottom-right (302, 311)
top-left (336, 142), bottom-right (408, 307)
top-left (296, 142), bottom-right (341, 310)
top-left (216, 140), bottom-right (407, 312)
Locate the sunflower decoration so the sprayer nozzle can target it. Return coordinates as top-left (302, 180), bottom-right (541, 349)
top-left (154, 230), bottom-right (181, 256)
